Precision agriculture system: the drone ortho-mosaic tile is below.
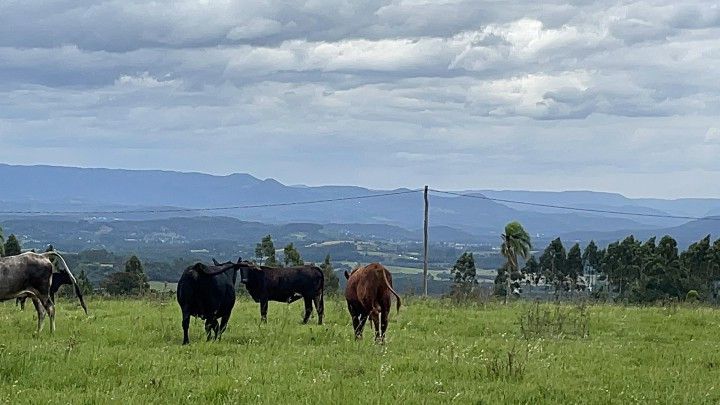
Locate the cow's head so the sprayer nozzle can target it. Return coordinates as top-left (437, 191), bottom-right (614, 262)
top-left (237, 261), bottom-right (260, 284)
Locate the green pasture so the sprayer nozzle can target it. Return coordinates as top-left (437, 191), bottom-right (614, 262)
top-left (0, 297), bottom-right (718, 404)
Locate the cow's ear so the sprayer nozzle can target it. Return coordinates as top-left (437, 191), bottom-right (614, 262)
top-left (237, 256), bottom-right (242, 264)
top-left (212, 258), bottom-right (221, 266)
top-left (344, 271), bottom-right (350, 280)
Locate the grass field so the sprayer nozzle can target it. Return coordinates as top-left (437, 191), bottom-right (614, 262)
top-left (0, 297), bottom-right (719, 404)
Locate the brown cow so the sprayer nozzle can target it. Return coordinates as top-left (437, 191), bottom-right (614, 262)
top-left (344, 263), bottom-right (401, 343)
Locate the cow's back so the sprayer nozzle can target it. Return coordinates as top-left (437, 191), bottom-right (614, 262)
top-left (0, 253), bottom-right (53, 300)
top-left (253, 265), bottom-right (323, 301)
top-left (177, 268), bottom-right (236, 318)
top-left (345, 263), bottom-right (392, 312)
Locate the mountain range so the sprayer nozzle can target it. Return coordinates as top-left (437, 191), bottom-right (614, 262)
top-left (1, 164), bottom-right (719, 246)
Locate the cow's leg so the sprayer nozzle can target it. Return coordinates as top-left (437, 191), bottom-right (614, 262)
top-left (348, 302), bottom-right (360, 337)
top-left (260, 299), bottom-right (269, 323)
top-left (370, 311), bottom-right (381, 342)
top-left (351, 314), bottom-right (360, 337)
top-left (17, 297), bottom-right (26, 310)
top-left (204, 319), bottom-right (217, 341)
top-left (302, 296), bottom-right (313, 324)
top-left (32, 297), bottom-right (46, 333)
top-left (313, 294), bottom-right (324, 325)
top-left (355, 313), bottom-right (369, 339)
top-left (379, 309), bottom-right (390, 344)
top-left (40, 296), bottom-right (56, 333)
top-left (217, 313), bottom-right (231, 340)
top-left (213, 319), bottom-right (220, 340)
top-left (181, 312), bottom-right (191, 345)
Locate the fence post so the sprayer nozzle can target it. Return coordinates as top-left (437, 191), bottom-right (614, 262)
top-left (423, 185), bottom-right (429, 296)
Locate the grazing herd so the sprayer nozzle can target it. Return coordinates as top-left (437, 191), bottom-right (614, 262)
top-left (0, 251), bottom-right (401, 344)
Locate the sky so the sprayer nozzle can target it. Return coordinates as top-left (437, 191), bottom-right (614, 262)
top-left (0, 1), bottom-right (719, 198)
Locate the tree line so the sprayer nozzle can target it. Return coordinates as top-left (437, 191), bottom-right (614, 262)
top-left (451, 221), bottom-right (720, 303)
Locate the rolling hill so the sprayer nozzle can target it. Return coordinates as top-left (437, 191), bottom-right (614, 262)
top-left (2, 164), bottom-right (718, 245)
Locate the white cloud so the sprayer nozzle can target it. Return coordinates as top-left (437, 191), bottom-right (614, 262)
top-left (706, 127), bottom-right (720, 143)
top-left (226, 18), bottom-right (284, 40)
top-left (115, 72), bottom-right (180, 88)
top-left (1, 0), bottom-right (719, 197)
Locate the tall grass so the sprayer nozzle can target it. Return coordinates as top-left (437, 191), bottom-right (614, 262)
top-left (0, 297), bottom-right (718, 403)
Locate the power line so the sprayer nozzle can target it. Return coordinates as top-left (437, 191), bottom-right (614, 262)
top-left (2, 186), bottom-right (718, 221)
top-left (429, 189), bottom-right (720, 222)
top-left (0, 189), bottom-right (422, 215)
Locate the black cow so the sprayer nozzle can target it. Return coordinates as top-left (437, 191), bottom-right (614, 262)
top-left (235, 261), bottom-right (324, 324)
top-left (176, 257), bottom-right (242, 345)
top-left (17, 271), bottom-right (73, 310)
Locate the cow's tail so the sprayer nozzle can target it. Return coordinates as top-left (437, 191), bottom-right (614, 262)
top-left (316, 265), bottom-right (325, 303)
top-left (380, 267), bottom-right (401, 314)
top-left (42, 251), bottom-right (88, 314)
top-left (318, 266), bottom-right (326, 320)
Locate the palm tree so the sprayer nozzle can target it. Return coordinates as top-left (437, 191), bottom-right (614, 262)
top-left (500, 221), bottom-right (532, 304)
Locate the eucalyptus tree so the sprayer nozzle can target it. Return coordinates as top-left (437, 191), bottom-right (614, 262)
top-left (540, 238), bottom-right (567, 296)
top-left (566, 243), bottom-right (583, 290)
top-left (3, 234), bottom-right (21, 256)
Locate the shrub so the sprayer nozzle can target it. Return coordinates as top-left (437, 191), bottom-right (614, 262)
top-left (482, 345), bottom-right (528, 381)
top-left (519, 302), bottom-right (590, 340)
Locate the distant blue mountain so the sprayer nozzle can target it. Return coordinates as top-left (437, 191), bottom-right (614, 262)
top-left (3, 164), bottom-right (715, 241)
top-left (561, 217), bottom-right (720, 248)
top-left (472, 190), bottom-right (694, 227)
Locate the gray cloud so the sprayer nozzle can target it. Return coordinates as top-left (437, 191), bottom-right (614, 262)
top-left (0, 0), bottom-right (719, 197)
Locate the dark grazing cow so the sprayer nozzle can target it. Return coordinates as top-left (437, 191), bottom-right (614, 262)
top-left (0, 251), bottom-right (88, 333)
top-left (235, 261), bottom-right (324, 324)
top-left (16, 271), bottom-right (73, 310)
top-left (176, 257), bottom-right (242, 345)
top-left (344, 263), bottom-right (401, 343)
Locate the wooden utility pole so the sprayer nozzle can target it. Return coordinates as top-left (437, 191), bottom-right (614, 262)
top-left (423, 185), bottom-right (429, 296)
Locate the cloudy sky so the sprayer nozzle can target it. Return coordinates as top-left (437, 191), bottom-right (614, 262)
top-left (1, 1), bottom-right (719, 197)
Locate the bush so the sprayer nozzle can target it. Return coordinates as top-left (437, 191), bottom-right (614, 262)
top-left (101, 272), bottom-right (148, 296)
top-left (482, 345), bottom-right (528, 381)
top-left (519, 302), bottom-right (590, 340)
top-left (590, 288), bottom-right (608, 302)
top-left (686, 290), bottom-right (700, 302)
top-left (445, 283), bottom-right (493, 304)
